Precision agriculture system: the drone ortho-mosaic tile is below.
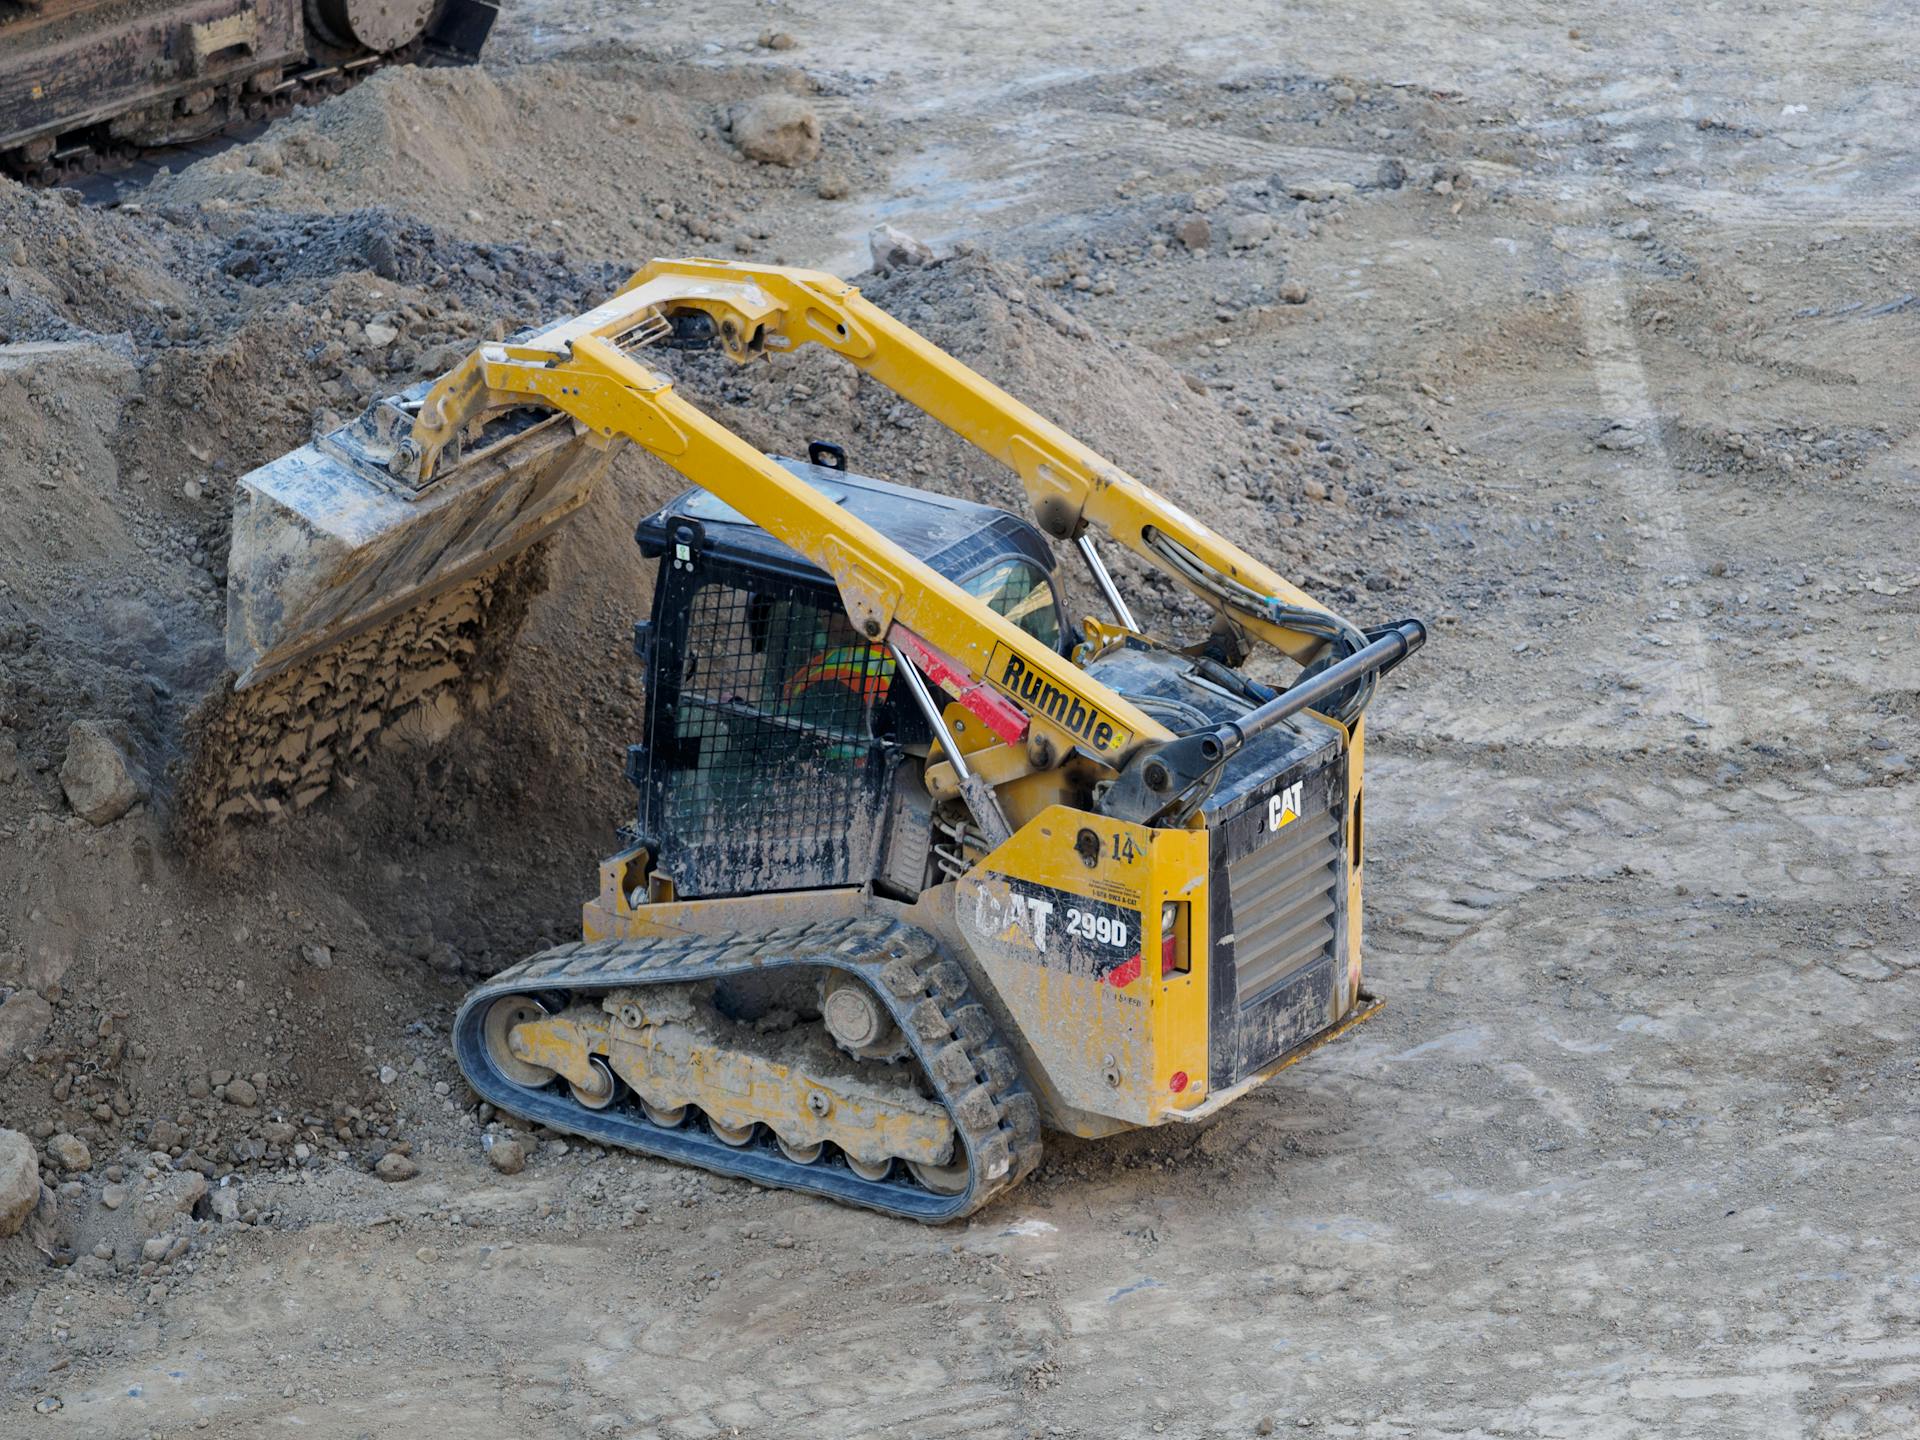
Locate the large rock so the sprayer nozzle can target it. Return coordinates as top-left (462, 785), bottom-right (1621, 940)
top-left (730, 95), bottom-right (822, 167)
top-left (868, 224), bottom-right (935, 274)
top-left (0, 988), bottom-right (52, 1076)
top-left (0, 1128), bottom-right (39, 1237)
top-left (59, 721), bottom-right (145, 825)
top-left (374, 1152), bottom-right (419, 1182)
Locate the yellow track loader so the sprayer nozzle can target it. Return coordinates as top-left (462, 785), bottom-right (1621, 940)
top-left (225, 259), bottom-right (1425, 1219)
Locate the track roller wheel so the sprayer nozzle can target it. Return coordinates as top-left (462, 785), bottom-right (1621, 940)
top-left (777, 1135), bottom-right (824, 1164)
top-left (845, 1153), bottom-right (892, 1182)
top-left (707, 1114), bottom-right (756, 1147)
top-left (570, 1057), bottom-right (619, 1111)
top-left (482, 996), bottom-right (554, 1088)
top-left (641, 1099), bottom-right (687, 1128)
top-left (907, 1157), bottom-right (969, 1196)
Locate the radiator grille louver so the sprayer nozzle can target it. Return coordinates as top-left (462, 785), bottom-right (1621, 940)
top-left (1226, 811), bottom-right (1341, 1006)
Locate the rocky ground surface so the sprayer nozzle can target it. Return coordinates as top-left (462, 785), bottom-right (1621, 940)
top-left (1, 1), bottom-right (1917, 1437)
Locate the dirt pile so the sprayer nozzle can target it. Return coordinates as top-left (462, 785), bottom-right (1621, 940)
top-left (148, 59), bottom-right (882, 267)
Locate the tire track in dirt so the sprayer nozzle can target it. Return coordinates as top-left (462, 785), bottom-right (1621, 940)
top-left (1365, 750), bottom-right (1916, 970)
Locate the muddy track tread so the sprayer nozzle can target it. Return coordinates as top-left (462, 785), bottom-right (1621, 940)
top-left (453, 916), bottom-right (1044, 1223)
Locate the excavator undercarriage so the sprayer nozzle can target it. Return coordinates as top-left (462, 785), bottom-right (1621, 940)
top-left (219, 258), bottom-right (1425, 1219)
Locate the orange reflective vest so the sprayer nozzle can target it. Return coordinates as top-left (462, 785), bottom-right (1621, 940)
top-left (782, 644), bottom-right (896, 708)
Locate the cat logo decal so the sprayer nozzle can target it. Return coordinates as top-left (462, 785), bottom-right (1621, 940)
top-left (1266, 781), bottom-right (1304, 832)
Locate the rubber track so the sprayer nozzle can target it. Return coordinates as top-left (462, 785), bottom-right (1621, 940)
top-left (453, 916), bottom-right (1044, 1222)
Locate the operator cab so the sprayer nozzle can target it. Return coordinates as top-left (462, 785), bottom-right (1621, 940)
top-left (629, 454), bottom-right (1065, 902)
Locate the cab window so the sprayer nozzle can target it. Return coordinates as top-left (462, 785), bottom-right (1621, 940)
top-left (962, 558), bottom-right (1062, 651)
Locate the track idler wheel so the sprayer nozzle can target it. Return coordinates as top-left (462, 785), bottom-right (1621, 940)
top-left (482, 996), bottom-right (554, 1088)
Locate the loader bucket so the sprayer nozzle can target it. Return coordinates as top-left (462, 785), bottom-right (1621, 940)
top-left (226, 390), bottom-right (620, 689)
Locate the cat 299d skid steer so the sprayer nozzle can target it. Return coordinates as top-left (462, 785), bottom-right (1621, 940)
top-left (224, 259), bottom-right (1424, 1220)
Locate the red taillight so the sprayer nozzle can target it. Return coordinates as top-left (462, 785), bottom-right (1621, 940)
top-left (1169, 1071), bottom-right (1189, 1093)
top-left (1159, 901), bottom-right (1190, 977)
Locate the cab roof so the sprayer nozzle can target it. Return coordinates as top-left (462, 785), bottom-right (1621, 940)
top-left (635, 456), bottom-right (1056, 587)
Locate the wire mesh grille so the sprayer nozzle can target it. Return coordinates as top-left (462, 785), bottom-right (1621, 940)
top-left (644, 574), bottom-right (903, 897)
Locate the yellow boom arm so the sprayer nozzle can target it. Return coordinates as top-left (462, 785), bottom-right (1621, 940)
top-left (401, 259), bottom-right (1352, 775)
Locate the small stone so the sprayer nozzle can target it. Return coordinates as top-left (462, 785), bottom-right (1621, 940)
top-left (185, 1074), bottom-right (211, 1100)
top-left (1256, 1418), bottom-right (1277, 1437)
top-left (379, 1065), bottom-right (398, 1086)
top-left (141, 1235), bottom-right (171, 1262)
top-left (759, 29), bottom-right (796, 50)
top-left (1279, 282), bottom-right (1310, 304)
top-left (34, 1397), bottom-right (61, 1415)
top-left (1289, 180), bottom-right (1355, 202)
top-left (1174, 213), bottom-right (1212, 250)
top-left (0, 1129), bottom-right (40, 1236)
top-left (59, 721), bottom-right (146, 826)
top-left (224, 1077), bottom-right (258, 1108)
top-left (1328, 83), bottom-right (1357, 104)
top-left (1227, 212), bottom-right (1276, 249)
top-left (134, 1171), bottom-right (207, 1236)
top-left (47, 1132), bottom-right (91, 1173)
top-left (363, 321), bottom-right (399, 348)
top-left (868, 223), bottom-right (935, 273)
top-left (485, 1137), bottom-right (526, 1176)
top-left (375, 1152), bottom-right (419, 1183)
top-left (209, 1185), bottom-right (240, 1223)
top-left (1376, 157), bottom-right (1406, 189)
top-left (183, 478), bottom-right (203, 501)
top-left (365, 233), bottom-right (400, 280)
top-left (293, 1143), bottom-right (311, 1162)
top-left (100, 1183), bottom-right (127, 1211)
top-left (815, 172), bottom-right (850, 200)
top-left (301, 943), bottom-right (333, 970)
top-left (415, 1246), bottom-right (438, 1263)
top-left (730, 94), bottom-right (822, 167)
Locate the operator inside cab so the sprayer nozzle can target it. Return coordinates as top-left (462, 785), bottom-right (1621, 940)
top-left (782, 610), bottom-right (896, 759)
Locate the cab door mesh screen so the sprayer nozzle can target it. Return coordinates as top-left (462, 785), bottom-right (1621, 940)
top-left (644, 575), bottom-right (901, 897)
